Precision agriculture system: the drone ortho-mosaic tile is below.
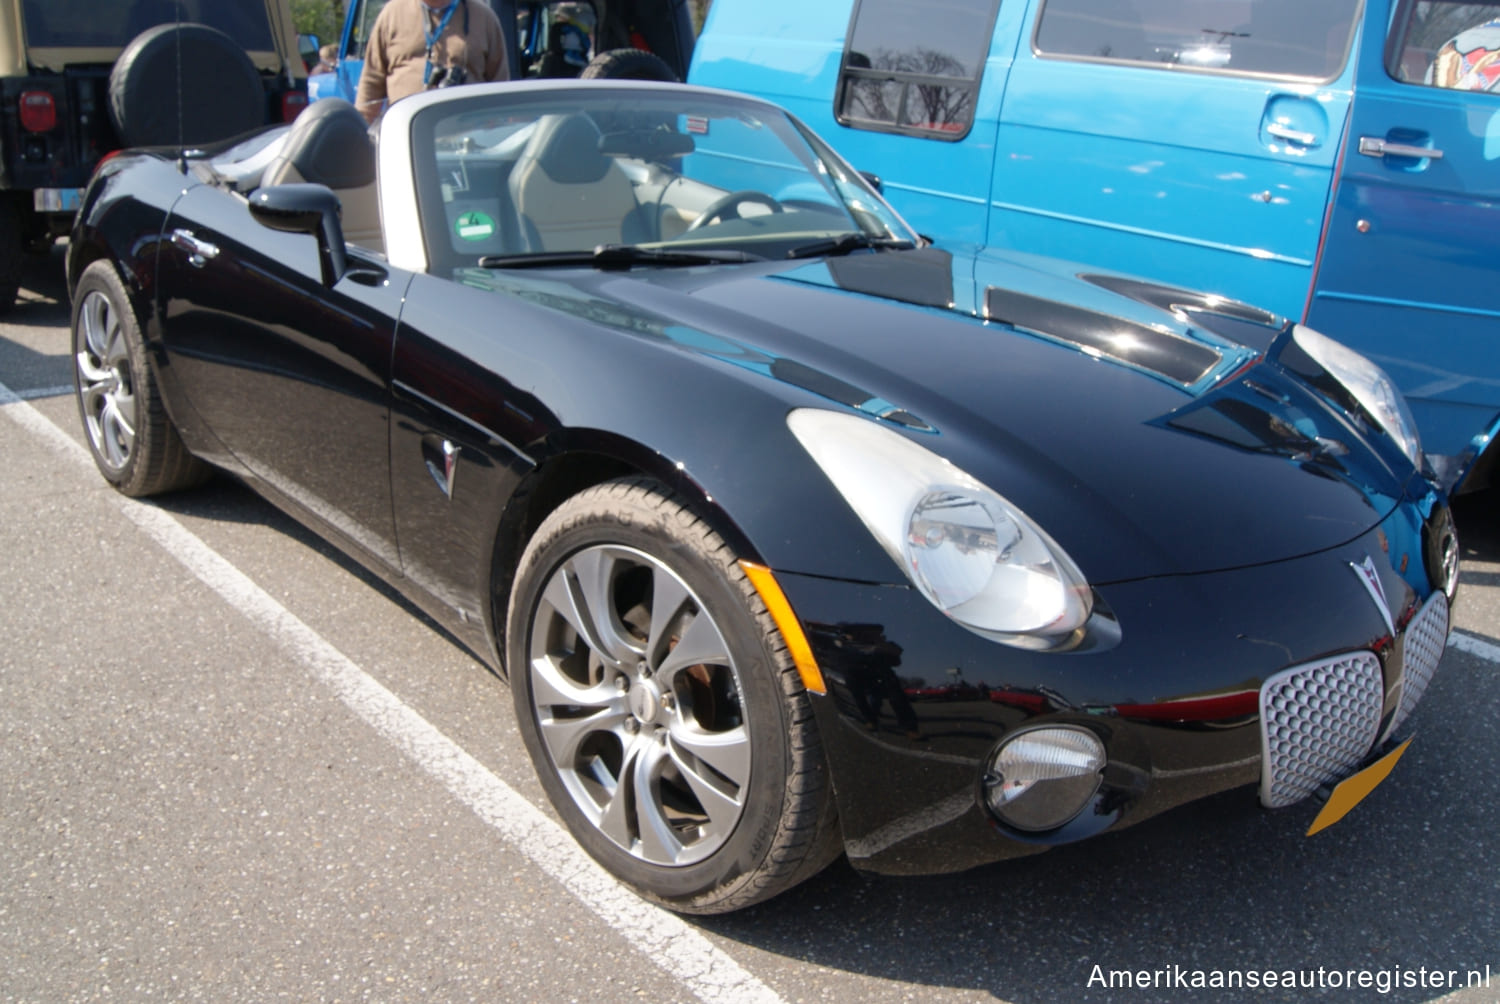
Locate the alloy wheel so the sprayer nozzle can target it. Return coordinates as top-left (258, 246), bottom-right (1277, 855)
top-left (75, 289), bottom-right (137, 473)
top-left (526, 544), bottom-right (751, 867)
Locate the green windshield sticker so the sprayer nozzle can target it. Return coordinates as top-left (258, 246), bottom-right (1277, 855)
top-left (455, 211), bottom-right (496, 241)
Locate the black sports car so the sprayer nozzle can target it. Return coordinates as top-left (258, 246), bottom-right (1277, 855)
top-left (68, 81), bottom-right (1459, 914)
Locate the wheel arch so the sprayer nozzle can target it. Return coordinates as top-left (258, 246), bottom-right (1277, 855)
top-left (65, 233), bottom-right (113, 301)
top-left (1457, 434), bottom-right (1500, 495)
top-left (67, 241), bottom-right (163, 379)
top-left (484, 429), bottom-right (765, 678)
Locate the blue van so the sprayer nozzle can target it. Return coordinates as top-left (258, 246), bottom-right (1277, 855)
top-left (690, 0), bottom-right (1500, 491)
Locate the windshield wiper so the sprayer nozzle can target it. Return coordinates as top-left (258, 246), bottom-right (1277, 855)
top-left (479, 244), bottom-right (765, 270)
top-left (785, 233), bottom-right (916, 260)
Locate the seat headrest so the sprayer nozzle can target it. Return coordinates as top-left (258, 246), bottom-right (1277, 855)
top-left (276, 98), bottom-right (375, 190)
top-left (523, 114), bottom-right (612, 185)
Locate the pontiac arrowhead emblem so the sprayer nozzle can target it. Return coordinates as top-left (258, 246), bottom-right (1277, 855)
top-left (1350, 556), bottom-right (1394, 635)
top-left (441, 440), bottom-right (460, 497)
top-left (424, 439), bottom-right (461, 500)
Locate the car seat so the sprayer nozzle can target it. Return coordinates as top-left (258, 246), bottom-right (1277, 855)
top-left (508, 113), bottom-right (651, 252)
top-left (260, 98), bottom-right (383, 254)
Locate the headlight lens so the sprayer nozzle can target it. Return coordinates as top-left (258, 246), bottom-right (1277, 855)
top-left (984, 726), bottom-right (1106, 831)
top-left (1292, 324), bottom-right (1421, 467)
top-left (787, 408), bottom-right (1092, 649)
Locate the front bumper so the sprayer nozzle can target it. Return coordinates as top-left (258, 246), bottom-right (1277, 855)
top-left (777, 489), bottom-right (1455, 876)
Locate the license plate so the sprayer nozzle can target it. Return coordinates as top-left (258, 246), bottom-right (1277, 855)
top-left (1306, 737), bottom-right (1412, 836)
top-left (34, 188), bottom-right (83, 213)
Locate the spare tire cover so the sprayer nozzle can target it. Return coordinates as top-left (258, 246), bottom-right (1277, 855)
top-left (109, 23), bottom-right (266, 148)
top-left (579, 48), bottom-right (679, 82)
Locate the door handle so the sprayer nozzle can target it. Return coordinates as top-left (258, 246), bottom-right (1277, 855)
top-left (1358, 136), bottom-right (1444, 161)
top-left (170, 228), bottom-right (220, 267)
top-left (1266, 122), bottom-right (1316, 146)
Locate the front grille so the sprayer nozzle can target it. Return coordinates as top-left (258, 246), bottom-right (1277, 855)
top-left (1259, 652), bottom-right (1383, 808)
top-left (1384, 591), bottom-right (1449, 740)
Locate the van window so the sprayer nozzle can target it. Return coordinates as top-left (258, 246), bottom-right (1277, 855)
top-left (346, 0), bottom-right (392, 61)
top-left (1034, 0), bottom-right (1359, 80)
top-left (835, 0), bottom-right (1002, 140)
top-left (1386, 0), bottom-right (1500, 90)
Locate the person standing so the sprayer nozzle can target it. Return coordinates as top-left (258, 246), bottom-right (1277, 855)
top-left (356, 0), bottom-right (509, 123)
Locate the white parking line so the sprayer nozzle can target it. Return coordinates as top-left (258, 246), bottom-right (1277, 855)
top-left (1450, 630), bottom-right (1500, 665)
top-left (0, 381), bottom-right (784, 1004)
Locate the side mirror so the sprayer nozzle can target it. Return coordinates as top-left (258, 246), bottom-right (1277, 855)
top-left (250, 183), bottom-right (348, 286)
top-left (300, 32), bottom-right (320, 69)
top-left (859, 170), bottom-right (883, 194)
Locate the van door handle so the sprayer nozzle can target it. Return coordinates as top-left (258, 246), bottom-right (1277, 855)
top-left (170, 228), bottom-right (220, 267)
top-left (1266, 122), bottom-right (1316, 146)
top-left (1358, 136), bottom-right (1444, 160)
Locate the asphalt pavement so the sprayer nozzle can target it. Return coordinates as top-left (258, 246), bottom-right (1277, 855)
top-left (2, 247), bottom-right (1497, 1003)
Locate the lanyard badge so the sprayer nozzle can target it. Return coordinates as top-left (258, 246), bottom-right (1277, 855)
top-left (423, 0), bottom-right (461, 85)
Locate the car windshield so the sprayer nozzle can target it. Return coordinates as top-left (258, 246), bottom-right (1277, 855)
top-left (411, 87), bottom-right (919, 273)
top-left (21, 0), bottom-right (276, 50)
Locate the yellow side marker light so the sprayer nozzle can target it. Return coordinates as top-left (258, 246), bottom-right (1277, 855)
top-left (738, 560), bottom-right (827, 695)
top-left (1306, 737), bottom-right (1413, 837)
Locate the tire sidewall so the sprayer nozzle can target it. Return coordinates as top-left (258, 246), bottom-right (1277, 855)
top-left (506, 489), bottom-right (793, 906)
top-left (0, 198), bottom-right (22, 312)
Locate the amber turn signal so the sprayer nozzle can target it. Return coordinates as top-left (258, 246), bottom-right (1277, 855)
top-left (739, 560), bottom-right (826, 695)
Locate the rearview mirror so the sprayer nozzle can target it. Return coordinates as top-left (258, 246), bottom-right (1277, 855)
top-left (597, 129), bottom-right (695, 159)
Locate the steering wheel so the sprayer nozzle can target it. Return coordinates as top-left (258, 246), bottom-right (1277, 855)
top-left (685, 190), bottom-right (784, 232)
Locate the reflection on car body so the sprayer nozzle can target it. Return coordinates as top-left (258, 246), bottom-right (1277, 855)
top-left (692, 0), bottom-right (1500, 496)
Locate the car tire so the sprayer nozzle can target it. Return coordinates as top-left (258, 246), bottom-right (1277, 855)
top-left (109, 23), bottom-right (265, 149)
top-left (506, 477), bottom-right (840, 913)
top-left (72, 260), bottom-right (208, 496)
top-left (579, 48), bottom-right (679, 82)
top-left (0, 198), bottom-right (22, 313)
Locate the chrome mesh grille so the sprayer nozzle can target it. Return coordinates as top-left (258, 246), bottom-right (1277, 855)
top-left (1386, 591), bottom-right (1449, 738)
top-left (1259, 653), bottom-right (1383, 808)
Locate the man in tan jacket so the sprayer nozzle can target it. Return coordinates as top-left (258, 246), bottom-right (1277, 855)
top-left (356, 0), bottom-right (509, 123)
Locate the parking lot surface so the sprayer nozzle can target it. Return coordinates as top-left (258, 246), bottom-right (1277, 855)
top-left (3, 249), bottom-right (1497, 1002)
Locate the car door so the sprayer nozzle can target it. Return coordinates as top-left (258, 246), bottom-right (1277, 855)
top-left (156, 183), bottom-right (409, 569)
top-left (1305, 0), bottom-right (1500, 479)
top-left (989, 0), bottom-right (1361, 318)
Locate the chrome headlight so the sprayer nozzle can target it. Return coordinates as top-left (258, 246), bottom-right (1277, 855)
top-left (1293, 324), bottom-right (1421, 468)
top-left (787, 409), bottom-right (1092, 650)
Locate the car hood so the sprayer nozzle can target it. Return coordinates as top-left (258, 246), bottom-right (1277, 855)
top-left (460, 245), bottom-right (1411, 583)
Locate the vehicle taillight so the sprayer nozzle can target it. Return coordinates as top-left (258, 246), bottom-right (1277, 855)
top-left (19, 90), bottom-right (57, 133)
top-left (281, 91), bottom-right (308, 122)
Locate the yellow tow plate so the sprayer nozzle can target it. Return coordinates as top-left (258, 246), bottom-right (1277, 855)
top-left (1306, 737), bottom-right (1414, 837)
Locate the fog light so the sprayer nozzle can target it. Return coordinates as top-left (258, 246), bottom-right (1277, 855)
top-left (984, 726), bottom-right (1105, 831)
